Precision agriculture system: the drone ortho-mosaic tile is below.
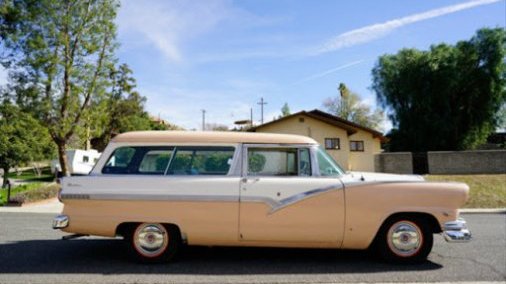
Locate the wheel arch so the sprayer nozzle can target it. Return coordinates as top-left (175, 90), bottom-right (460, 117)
top-left (381, 212), bottom-right (442, 234)
top-left (369, 211), bottom-right (441, 249)
top-left (115, 222), bottom-right (184, 242)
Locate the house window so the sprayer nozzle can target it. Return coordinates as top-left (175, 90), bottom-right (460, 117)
top-left (324, 138), bottom-right (340, 150)
top-left (350, 141), bottom-right (364, 152)
top-left (82, 156), bottom-right (89, 163)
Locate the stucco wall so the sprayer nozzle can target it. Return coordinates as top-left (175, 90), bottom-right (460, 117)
top-left (253, 114), bottom-right (382, 172)
top-left (374, 152), bottom-right (413, 174)
top-left (348, 131), bottom-right (381, 172)
top-left (375, 150), bottom-right (506, 174)
top-left (428, 150), bottom-right (506, 174)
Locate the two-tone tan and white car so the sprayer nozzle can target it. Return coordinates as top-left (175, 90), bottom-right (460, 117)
top-left (53, 131), bottom-right (471, 263)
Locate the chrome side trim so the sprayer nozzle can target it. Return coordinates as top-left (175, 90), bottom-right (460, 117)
top-left (240, 184), bottom-right (342, 214)
top-left (269, 185), bottom-right (341, 214)
top-left (443, 218), bottom-right (472, 242)
top-left (52, 214), bottom-right (69, 229)
top-left (240, 196), bottom-right (278, 208)
top-left (93, 194), bottom-right (238, 203)
top-left (61, 194), bottom-right (90, 200)
top-left (60, 185), bottom-right (341, 214)
top-left (342, 180), bottom-right (425, 189)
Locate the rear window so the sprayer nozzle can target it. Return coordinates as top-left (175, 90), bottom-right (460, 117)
top-left (102, 146), bottom-right (234, 175)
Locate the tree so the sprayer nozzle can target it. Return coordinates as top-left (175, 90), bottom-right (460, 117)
top-left (498, 103), bottom-right (506, 131)
top-left (372, 28), bottom-right (506, 151)
top-left (280, 103), bottom-right (291, 117)
top-left (89, 63), bottom-right (183, 151)
top-left (0, 0), bottom-right (118, 176)
top-left (323, 83), bottom-right (384, 129)
top-left (0, 103), bottom-right (53, 187)
top-left (205, 123), bottom-right (229, 131)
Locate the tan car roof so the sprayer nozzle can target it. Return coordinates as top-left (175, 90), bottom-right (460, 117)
top-left (112, 131), bottom-right (318, 145)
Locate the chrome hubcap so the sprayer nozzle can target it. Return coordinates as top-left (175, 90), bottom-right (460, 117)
top-left (387, 221), bottom-right (422, 257)
top-left (134, 224), bottom-right (168, 257)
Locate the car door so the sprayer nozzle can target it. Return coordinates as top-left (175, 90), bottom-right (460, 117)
top-left (239, 144), bottom-right (345, 245)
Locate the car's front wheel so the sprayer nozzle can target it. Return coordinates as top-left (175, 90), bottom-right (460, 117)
top-left (126, 223), bottom-right (181, 263)
top-left (376, 216), bottom-right (433, 263)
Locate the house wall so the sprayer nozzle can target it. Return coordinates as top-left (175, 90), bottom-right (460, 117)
top-left (253, 114), bottom-right (382, 172)
top-left (348, 131), bottom-right (382, 172)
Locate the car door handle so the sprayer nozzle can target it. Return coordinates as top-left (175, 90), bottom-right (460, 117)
top-left (241, 177), bottom-right (259, 183)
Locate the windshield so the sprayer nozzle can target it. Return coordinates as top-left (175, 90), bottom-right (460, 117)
top-left (316, 146), bottom-right (345, 176)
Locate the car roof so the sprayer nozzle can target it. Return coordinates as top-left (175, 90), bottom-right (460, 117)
top-left (112, 131), bottom-right (318, 145)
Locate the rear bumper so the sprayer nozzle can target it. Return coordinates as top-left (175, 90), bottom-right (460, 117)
top-left (52, 214), bottom-right (69, 229)
top-left (443, 218), bottom-right (471, 242)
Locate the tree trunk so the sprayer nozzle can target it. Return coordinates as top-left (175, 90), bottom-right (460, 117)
top-left (2, 166), bottom-right (9, 189)
top-left (84, 124), bottom-right (91, 150)
top-left (57, 142), bottom-right (71, 177)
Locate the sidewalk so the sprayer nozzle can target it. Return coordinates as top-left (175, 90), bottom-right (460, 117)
top-left (0, 198), bottom-right (63, 213)
top-left (0, 198), bottom-right (504, 214)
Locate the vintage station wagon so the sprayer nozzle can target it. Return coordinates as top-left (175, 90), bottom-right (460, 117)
top-left (53, 131), bottom-right (471, 263)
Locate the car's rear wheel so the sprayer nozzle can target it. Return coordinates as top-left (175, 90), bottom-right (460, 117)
top-left (127, 223), bottom-right (181, 263)
top-left (376, 216), bottom-right (433, 263)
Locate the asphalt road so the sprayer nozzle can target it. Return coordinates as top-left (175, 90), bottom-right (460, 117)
top-left (0, 213), bottom-right (504, 284)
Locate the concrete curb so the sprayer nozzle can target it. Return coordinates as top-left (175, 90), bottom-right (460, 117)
top-left (0, 198), bottom-right (63, 214)
top-left (460, 208), bottom-right (506, 214)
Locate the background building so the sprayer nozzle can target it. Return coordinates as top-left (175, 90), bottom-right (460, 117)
top-left (250, 109), bottom-right (385, 172)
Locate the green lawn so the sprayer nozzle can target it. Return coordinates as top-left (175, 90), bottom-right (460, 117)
top-left (425, 174), bottom-right (506, 208)
top-left (6, 167), bottom-right (54, 182)
top-left (0, 182), bottom-right (48, 205)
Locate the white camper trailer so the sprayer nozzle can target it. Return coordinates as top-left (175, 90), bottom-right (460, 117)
top-left (51, 149), bottom-right (101, 175)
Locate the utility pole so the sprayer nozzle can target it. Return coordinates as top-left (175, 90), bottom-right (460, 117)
top-left (201, 109), bottom-right (206, 131)
top-left (257, 97), bottom-right (267, 124)
top-left (250, 108), bottom-right (253, 127)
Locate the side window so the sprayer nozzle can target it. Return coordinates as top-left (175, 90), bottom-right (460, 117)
top-left (103, 147), bottom-right (136, 174)
top-left (167, 147), bottom-right (235, 175)
top-left (138, 150), bottom-right (173, 174)
top-left (316, 146), bottom-right (344, 176)
top-left (299, 148), bottom-right (311, 176)
top-left (102, 147), bottom-right (173, 175)
top-left (248, 148), bottom-right (309, 176)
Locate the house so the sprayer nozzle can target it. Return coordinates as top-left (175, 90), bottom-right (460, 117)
top-left (249, 109), bottom-right (385, 172)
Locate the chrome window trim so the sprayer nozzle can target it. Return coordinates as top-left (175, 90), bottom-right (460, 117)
top-left (99, 144), bottom-right (239, 177)
top-left (242, 143), bottom-right (318, 178)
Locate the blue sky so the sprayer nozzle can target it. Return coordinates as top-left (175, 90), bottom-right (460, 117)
top-left (2, 0), bottom-right (505, 131)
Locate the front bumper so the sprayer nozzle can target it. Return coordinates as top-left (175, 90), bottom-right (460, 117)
top-left (52, 214), bottom-right (69, 229)
top-left (443, 217), bottom-right (471, 242)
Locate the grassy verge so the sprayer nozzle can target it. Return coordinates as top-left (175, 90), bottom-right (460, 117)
top-left (0, 182), bottom-right (47, 205)
top-left (425, 174), bottom-right (506, 208)
top-left (11, 183), bottom-right (60, 204)
top-left (6, 167), bottom-right (54, 182)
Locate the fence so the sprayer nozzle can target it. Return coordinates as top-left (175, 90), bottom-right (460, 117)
top-left (375, 150), bottom-right (506, 175)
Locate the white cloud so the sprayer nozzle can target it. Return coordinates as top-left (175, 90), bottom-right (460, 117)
top-left (118, 0), bottom-right (233, 62)
top-left (313, 0), bottom-right (501, 55)
top-left (297, 60), bottom-right (365, 84)
top-left (118, 0), bottom-right (289, 63)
